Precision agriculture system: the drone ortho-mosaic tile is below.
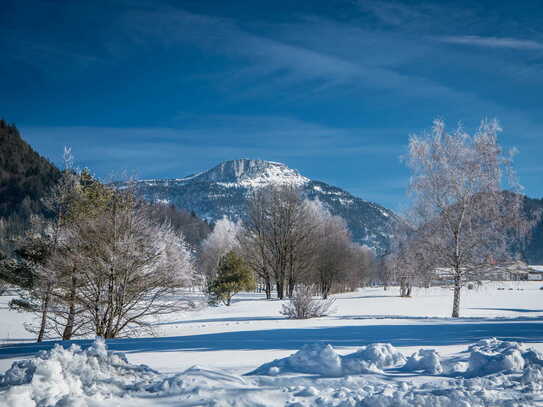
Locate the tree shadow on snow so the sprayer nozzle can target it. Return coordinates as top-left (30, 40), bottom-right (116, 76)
top-left (155, 316), bottom-right (285, 326)
top-left (467, 307), bottom-right (543, 313)
top-left (1, 320), bottom-right (542, 360)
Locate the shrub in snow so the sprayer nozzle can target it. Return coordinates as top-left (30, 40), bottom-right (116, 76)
top-left (403, 349), bottom-right (443, 374)
top-left (280, 285), bottom-right (334, 319)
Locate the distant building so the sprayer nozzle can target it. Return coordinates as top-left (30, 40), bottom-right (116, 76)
top-left (481, 261), bottom-right (531, 281)
top-left (433, 261), bottom-right (543, 282)
top-left (528, 265), bottom-right (543, 281)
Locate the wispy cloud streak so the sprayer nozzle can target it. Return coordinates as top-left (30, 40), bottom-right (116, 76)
top-left (438, 35), bottom-right (543, 50)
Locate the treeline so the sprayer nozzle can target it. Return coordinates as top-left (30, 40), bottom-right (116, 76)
top-left (199, 185), bottom-right (375, 303)
top-left (142, 202), bottom-right (211, 249)
top-left (1, 171), bottom-right (373, 340)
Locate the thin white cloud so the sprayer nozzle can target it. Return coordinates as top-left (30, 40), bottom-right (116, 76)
top-left (438, 35), bottom-right (543, 50)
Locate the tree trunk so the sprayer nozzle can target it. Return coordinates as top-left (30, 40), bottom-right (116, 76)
top-left (265, 278), bottom-right (271, 300)
top-left (276, 280), bottom-right (284, 299)
top-left (62, 270), bottom-right (77, 340)
top-left (287, 277), bottom-right (295, 298)
top-left (321, 280), bottom-right (330, 299)
top-left (452, 272), bottom-right (461, 318)
top-left (399, 278), bottom-right (407, 297)
top-left (37, 289), bottom-right (51, 343)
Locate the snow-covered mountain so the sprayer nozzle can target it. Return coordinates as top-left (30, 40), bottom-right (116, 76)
top-left (130, 159), bottom-right (404, 254)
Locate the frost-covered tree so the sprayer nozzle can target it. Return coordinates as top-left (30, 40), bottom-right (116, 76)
top-left (198, 216), bottom-right (242, 287)
top-left (307, 201), bottom-right (351, 298)
top-left (405, 119), bottom-right (530, 317)
top-left (7, 148), bottom-right (79, 342)
top-left (73, 189), bottom-right (195, 338)
top-left (305, 200), bottom-right (373, 298)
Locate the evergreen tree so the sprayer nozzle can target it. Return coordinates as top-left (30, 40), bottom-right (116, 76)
top-left (207, 251), bottom-right (255, 306)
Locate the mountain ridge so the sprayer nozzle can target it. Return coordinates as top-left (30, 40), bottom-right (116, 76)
top-left (130, 159), bottom-right (404, 254)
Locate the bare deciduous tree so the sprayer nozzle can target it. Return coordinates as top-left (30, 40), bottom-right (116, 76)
top-left (405, 118), bottom-right (530, 317)
top-left (307, 200), bottom-right (362, 298)
top-left (244, 186), bottom-right (315, 299)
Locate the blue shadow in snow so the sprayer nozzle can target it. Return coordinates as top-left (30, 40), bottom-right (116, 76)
top-left (156, 316), bottom-right (285, 326)
top-left (468, 307), bottom-right (543, 313)
top-left (1, 320), bottom-right (542, 360)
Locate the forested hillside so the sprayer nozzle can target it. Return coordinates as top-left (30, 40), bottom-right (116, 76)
top-left (0, 120), bottom-right (61, 237)
top-left (524, 196), bottom-right (543, 264)
top-left (0, 121), bottom-right (211, 249)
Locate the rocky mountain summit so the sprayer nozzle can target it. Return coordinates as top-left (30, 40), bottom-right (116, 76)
top-left (131, 159), bottom-right (404, 254)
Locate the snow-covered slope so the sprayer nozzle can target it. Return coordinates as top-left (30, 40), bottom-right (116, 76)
top-left (128, 159), bottom-right (403, 254)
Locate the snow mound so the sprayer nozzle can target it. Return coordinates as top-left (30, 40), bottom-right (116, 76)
top-left (467, 338), bottom-right (543, 377)
top-left (343, 343), bottom-right (406, 374)
top-left (148, 365), bottom-right (248, 395)
top-left (248, 343), bottom-right (343, 376)
top-left (403, 349), bottom-right (443, 375)
top-left (0, 338), bottom-right (159, 406)
top-left (249, 342), bottom-right (404, 377)
top-left (250, 339), bottom-right (543, 380)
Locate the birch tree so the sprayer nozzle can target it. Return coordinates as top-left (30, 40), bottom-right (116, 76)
top-left (405, 118), bottom-right (529, 317)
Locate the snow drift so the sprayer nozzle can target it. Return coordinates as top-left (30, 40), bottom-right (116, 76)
top-left (467, 337), bottom-right (543, 377)
top-left (403, 348), bottom-right (443, 374)
top-left (0, 338), bottom-right (159, 406)
top-left (1, 337), bottom-right (543, 406)
top-left (248, 342), bottom-right (406, 377)
top-left (249, 337), bottom-right (543, 379)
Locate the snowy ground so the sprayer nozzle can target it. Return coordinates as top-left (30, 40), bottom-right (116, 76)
top-left (1, 281), bottom-right (542, 406)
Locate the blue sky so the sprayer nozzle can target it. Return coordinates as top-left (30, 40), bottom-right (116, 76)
top-left (1, 0), bottom-right (542, 211)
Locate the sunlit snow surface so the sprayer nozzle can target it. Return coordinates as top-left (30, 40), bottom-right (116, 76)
top-left (1, 282), bottom-right (543, 406)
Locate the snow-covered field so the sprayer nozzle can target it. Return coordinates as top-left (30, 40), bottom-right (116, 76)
top-left (1, 281), bottom-right (543, 406)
